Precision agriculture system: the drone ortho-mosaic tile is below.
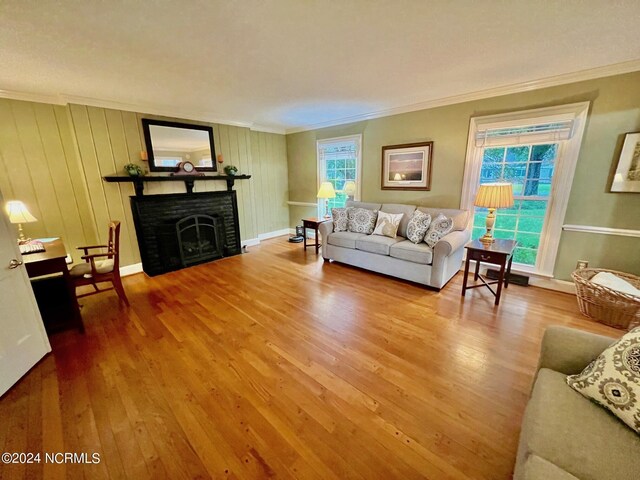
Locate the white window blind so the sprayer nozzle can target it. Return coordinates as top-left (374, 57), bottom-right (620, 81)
top-left (475, 120), bottom-right (575, 147)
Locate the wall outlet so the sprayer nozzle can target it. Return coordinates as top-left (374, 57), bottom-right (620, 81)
top-left (576, 260), bottom-right (589, 269)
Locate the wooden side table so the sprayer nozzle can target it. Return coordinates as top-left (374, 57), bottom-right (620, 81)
top-left (302, 217), bottom-right (329, 254)
top-left (462, 239), bottom-right (517, 306)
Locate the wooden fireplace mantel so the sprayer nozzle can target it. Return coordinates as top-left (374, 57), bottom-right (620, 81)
top-left (102, 174), bottom-right (251, 196)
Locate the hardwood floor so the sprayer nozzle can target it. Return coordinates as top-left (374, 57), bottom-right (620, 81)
top-left (0, 238), bottom-right (620, 480)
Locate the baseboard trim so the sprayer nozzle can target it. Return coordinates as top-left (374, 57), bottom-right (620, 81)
top-left (528, 277), bottom-right (576, 294)
top-left (120, 263), bottom-right (143, 277)
top-left (242, 228), bottom-right (290, 248)
top-left (242, 238), bottom-right (260, 247)
top-left (258, 229), bottom-right (290, 240)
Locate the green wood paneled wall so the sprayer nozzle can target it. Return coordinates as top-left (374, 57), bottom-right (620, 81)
top-left (0, 99), bottom-right (289, 267)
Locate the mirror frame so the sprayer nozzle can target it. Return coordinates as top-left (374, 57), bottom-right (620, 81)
top-left (142, 118), bottom-right (217, 172)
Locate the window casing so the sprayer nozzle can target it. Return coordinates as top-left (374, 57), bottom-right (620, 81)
top-left (461, 103), bottom-right (589, 276)
top-left (317, 135), bottom-right (362, 213)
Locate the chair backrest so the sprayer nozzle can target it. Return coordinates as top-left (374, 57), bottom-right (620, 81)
top-left (107, 221), bottom-right (122, 270)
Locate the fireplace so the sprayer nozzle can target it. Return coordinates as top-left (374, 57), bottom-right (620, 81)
top-left (131, 191), bottom-right (242, 276)
top-left (176, 214), bottom-right (224, 266)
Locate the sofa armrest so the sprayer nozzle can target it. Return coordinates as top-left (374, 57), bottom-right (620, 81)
top-left (318, 220), bottom-right (333, 239)
top-left (318, 221), bottom-right (333, 258)
top-left (433, 229), bottom-right (471, 258)
top-left (536, 326), bottom-right (617, 377)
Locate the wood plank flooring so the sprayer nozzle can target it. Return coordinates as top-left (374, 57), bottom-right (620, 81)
top-left (0, 238), bottom-right (620, 479)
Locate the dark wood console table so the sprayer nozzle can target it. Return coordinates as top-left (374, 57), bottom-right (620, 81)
top-left (103, 174), bottom-right (251, 196)
top-left (462, 239), bottom-right (517, 306)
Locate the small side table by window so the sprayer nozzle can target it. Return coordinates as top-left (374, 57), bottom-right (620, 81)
top-left (462, 239), bottom-right (517, 306)
top-left (302, 217), bottom-right (329, 254)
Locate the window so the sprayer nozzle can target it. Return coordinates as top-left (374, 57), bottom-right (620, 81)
top-left (474, 144), bottom-right (558, 265)
top-left (317, 135), bottom-right (362, 212)
top-left (461, 103), bottom-right (589, 276)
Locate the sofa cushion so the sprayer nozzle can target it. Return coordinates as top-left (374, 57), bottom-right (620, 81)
top-left (417, 207), bottom-right (469, 231)
top-left (519, 368), bottom-right (640, 480)
top-left (380, 204), bottom-right (416, 237)
top-left (567, 326), bottom-right (640, 434)
top-left (389, 241), bottom-right (433, 265)
top-left (331, 207), bottom-right (349, 232)
top-left (348, 208), bottom-right (378, 234)
top-left (424, 213), bottom-right (454, 248)
top-left (355, 235), bottom-right (404, 255)
top-left (372, 211), bottom-right (404, 238)
top-left (327, 232), bottom-right (367, 249)
top-left (406, 210), bottom-right (432, 244)
top-left (346, 200), bottom-right (382, 211)
top-left (522, 455), bottom-right (578, 480)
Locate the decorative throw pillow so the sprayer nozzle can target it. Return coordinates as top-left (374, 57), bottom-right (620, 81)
top-left (347, 208), bottom-right (378, 234)
top-left (406, 211), bottom-right (432, 244)
top-left (567, 327), bottom-right (640, 434)
top-left (372, 211), bottom-right (404, 238)
top-left (332, 208), bottom-right (349, 232)
top-left (424, 213), bottom-right (453, 248)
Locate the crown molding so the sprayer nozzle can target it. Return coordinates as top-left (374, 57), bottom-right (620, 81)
top-left (285, 59), bottom-right (640, 134)
top-left (0, 89), bottom-right (66, 105)
top-left (0, 90), bottom-right (286, 135)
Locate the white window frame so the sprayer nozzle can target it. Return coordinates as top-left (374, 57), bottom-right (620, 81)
top-left (317, 134), bottom-right (363, 214)
top-left (461, 102), bottom-right (589, 277)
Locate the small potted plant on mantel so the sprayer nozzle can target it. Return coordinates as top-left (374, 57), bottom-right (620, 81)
top-left (223, 165), bottom-right (238, 176)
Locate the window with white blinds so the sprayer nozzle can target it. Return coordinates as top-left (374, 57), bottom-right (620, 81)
top-left (461, 103), bottom-right (589, 276)
top-left (475, 120), bottom-right (575, 147)
top-left (317, 135), bottom-right (362, 210)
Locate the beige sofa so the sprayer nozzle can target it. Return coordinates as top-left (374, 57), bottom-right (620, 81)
top-left (318, 201), bottom-right (470, 289)
top-left (515, 326), bottom-right (640, 479)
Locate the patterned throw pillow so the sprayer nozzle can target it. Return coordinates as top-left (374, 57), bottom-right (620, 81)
top-left (332, 208), bottom-right (349, 232)
top-left (406, 211), bottom-right (432, 244)
top-left (372, 211), bottom-right (404, 238)
top-left (347, 208), bottom-right (378, 234)
top-left (567, 327), bottom-right (640, 434)
top-left (424, 213), bottom-right (453, 248)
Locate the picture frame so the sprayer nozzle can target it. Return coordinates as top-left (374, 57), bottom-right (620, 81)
top-left (611, 132), bottom-right (640, 193)
top-left (381, 142), bottom-right (433, 190)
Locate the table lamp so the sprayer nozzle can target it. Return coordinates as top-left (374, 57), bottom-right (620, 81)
top-left (5, 200), bottom-right (38, 244)
top-left (474, 183), bottom-right (514, 245)
top-left (317, 182), bottom-right (336, 218)
top-left (344, 181), bottom-right (356, 201)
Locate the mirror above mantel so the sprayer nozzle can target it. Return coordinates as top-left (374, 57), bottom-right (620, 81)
top-left (142, 119), bottom-right (217, 172)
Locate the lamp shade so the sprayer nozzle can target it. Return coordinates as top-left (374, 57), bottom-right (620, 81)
top-left (343, 181), bottom-right (356, 196)
top-left (5, 201), bottom-right (37, 224)
top-left (474, 183), bottom-right (514, 209)
top-left (317, 182), bottom-right (336, 199)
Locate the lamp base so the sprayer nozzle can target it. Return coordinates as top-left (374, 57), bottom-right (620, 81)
top-left (16, 223), bottom-right (31, 245)
top-left (479, 234), bottom-right (495, 245)
top-left (479, 208), bottom-right (497, 245)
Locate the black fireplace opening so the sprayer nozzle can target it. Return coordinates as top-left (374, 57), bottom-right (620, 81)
top-left (176, 214), bottom-right (224, 266)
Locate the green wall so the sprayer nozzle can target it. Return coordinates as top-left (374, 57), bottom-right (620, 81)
top-left (286, 71), bottom-right (640, 280)
top-left (0, 99), bottom-right (289, 267)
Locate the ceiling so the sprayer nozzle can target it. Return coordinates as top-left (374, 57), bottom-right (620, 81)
top-left (1, 1), bottom-right (639, 133)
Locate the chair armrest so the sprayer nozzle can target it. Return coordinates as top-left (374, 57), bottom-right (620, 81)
top-left (536, 326), bottom-right (617, 376)
top-left (81, 252), bottom-right (113, 260)
top-left (433, 229), bottom-right (471, 258)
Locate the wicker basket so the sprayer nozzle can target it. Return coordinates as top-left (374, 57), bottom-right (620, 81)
top-left (571, 268), bottom-right (640, 330)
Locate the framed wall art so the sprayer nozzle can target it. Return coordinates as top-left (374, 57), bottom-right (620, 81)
top-left (611, 132), bottom-right (640, 193)
top-left (381, 142), bottom-right (433, 191)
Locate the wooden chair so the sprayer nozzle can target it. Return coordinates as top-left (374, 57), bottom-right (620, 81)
top-left (69, 220), bottom-right (129, 306)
